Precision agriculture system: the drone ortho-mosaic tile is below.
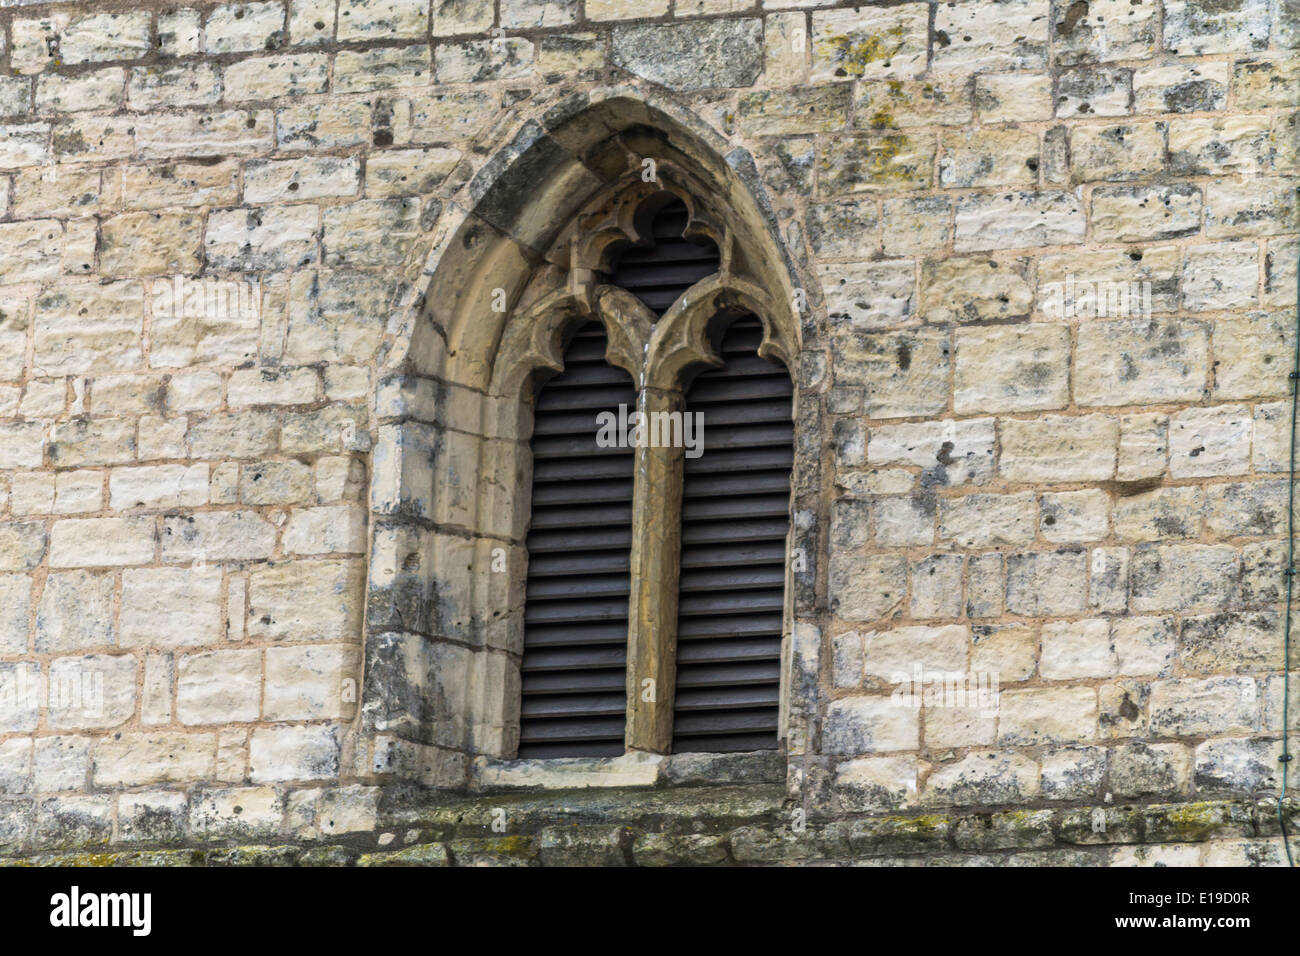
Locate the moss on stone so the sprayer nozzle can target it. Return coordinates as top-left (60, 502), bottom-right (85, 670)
top-left (849, 813), bottom-right (951, 855)
top-left (1144, 801), bottom-right (1252, 843)
top-left (0, 849), bottom-right (203, 867)
top-left (206, 845), bottom-right (303, 866)
top-left (0, 797), bottom-right (1272, 866)
top-left (357, 842), bottom-right (450, 867)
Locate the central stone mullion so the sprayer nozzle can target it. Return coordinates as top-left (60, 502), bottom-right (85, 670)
top-left (624, 384), bottom-right (686, 754)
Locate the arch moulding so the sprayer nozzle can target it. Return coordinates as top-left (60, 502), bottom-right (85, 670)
top-left (357, 87), bottom-right (819, 788)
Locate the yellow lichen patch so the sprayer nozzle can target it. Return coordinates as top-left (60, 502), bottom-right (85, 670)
top-left (825, 26), bottom-right (908, 77)
top-left (862, 134), bottom-right (915, 183)
top-left (869, 108), bottom-right (897, 130)
top-left (821, 131), bottom-right (934, 192)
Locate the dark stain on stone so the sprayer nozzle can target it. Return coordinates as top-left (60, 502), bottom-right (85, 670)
top-left (1154, 514), bottom-right (1187, 537)
top-left (1101, 477), bottom-right (1163, 496)
top-left (1057, 0), bottom-right (1089, 36)
top-left (1165, 80), bottom-right (1219, 113)
top-left (1119, 693), bottom-right (1140, 721)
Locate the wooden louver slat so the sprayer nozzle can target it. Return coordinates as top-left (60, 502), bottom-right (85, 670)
top-left (673, 316), bottom-right (793, 754)
top-left (518, 324), bottom-right (636, 759)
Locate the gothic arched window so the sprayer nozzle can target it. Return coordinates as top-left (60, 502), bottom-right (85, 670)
top-left (511, 187), bottom-right (795, 758)
top-left (364, 102), bottom-right (808, 778)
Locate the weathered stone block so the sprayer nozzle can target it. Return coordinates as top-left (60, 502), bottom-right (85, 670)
top-left (1180, 611), bottom-right (1280, 674)
top-left (249, 725), bottom-right (342, 783)
top-left (1091, 184), bottom-right (1202, 242)
top-left (909, 554), bottom-right (965, 619)
top-left (833, 328), bottom-right (949, 418)
top-left (867, 418), bottom-right (995, 486)
top-left (1040, 747), bottom-right (1106, 801)
top-left (190, 786), bottom-right (285, 841)
top-left (940, 493), bottom-right (1037, 549)
top-left (939, 128), bottom-right (1038, 188)
top-left (1040, 619), bottom-right (1117, 680)
top-left (1005, 550), bottom-right (1089, 616)
top-left (611, 19), bottom-right (762, 90)
top-left (1056, 66), bottom-right (1132, 117)
top-left (1168, 117), bottom-right (1272, 175)
top-left (828, 552), bottom-right (908, 622)
top-left (178, 649), bottom-right (262, 725)
top-left (819, 131), bottom-right (936, 193)
top-left (1168, 404), bottom-right (1251, 478)
top-left (824, 695), bottom-right (919, 754)
top-left (1149, 678), bottom-right (1259, 737)
top-left (817, 260), bottom-right (914, 331)
top-left (119, 567), bottom-right (223, 648)
top-left (999, 687), bottom-right (1097, 745)
top-left (954, 190), bottom-right (1085, 251)
top-left (738, 84), bottom-right (851, 136)
top-left (921, 256), bottom-right (1032, 324)
top-left (162, 511), bottom-right (277, 564)
top-left (47, 653), bottom-right (136, 730)
top-left (49, 517), bottom-right (156, 568)
top-left (118, 791), bottom-right (188, 844)
top-left (93, 732), bottom-right (216, 787)
top-left (810, 5), bottom-right (929, 81)
top-left (999, 415), bottom-right (1118, 483)
top-left (881, 195), bottom-right (953, 256)
top-left (932, 0), bottom-right (1048, 73)
top-left (1070, 123), bottom-right (1165, 182)
top-left (1130, 544), bottom-right (1240, 613)
top-left (954, 323), bottom-right (1069, 413)
top-left (1164, 0), bottom-right (1270, 54)
top-left (1213, 312), bottom-right (1294, 400)
top-left (264, 645), bottom-right (362, 720)
top-left (922, 751), bottom-right (1039, 806)
top-left (974, 72), bottom-right (1053, 122)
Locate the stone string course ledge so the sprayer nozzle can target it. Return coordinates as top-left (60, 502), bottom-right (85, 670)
top-left (1, 786), bottom-right (1297, 866)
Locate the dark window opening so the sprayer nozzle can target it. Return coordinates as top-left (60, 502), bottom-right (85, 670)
top-left (673, 315), bottom-right (793, 753)
top-left (518, 323), bottom-right (636, 759)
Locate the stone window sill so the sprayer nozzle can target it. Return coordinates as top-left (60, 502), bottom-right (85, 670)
top-left (469, 749), bottom-right (785, 792)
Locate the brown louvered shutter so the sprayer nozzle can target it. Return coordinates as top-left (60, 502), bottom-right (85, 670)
top-left (518, 324), bottom-right (636, 758)
top-left (673, 315), bottom-right (793, 753)
top-left (519, 195), bottom-right (788, 759)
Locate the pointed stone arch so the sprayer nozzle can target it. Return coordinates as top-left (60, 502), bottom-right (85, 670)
top-left (360, 88), bottom-right (813, 785)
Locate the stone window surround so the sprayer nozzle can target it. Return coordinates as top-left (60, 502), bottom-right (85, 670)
top-left (361, 92), bottom-right (813, 789)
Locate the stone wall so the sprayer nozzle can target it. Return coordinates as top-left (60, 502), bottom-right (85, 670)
top-left (0, 0), bottom-right (1297, 864)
